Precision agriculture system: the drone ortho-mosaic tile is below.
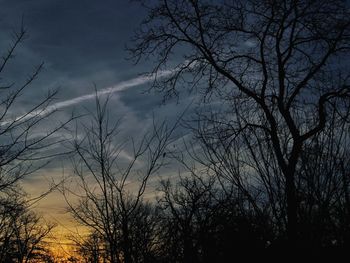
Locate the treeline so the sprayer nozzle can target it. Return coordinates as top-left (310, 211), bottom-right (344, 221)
top-left (70, 0), bottom-right (350, 261)
top-left (55, 74), bottom-right (350, 262)
top-left (0, 191), bottom-right (56, 262)
top-left (70, 128), bottom-right (350, 262)
top-left (71, 0), bottom-right (350, 261)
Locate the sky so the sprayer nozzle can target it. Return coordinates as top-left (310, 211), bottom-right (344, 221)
top-left (0, 0), bottom-right (193, 249)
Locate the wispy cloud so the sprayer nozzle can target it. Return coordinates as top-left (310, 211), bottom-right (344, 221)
top-left (37, 68), bottom-right (175, 116)
top-left (44, 68), bottom-right (176, 112)
top-left (2, 67), bottom-right (178, 125)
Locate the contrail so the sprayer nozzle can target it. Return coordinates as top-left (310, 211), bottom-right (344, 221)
top-left (36, 68), bottom-right (175, 116)
top-left (2, 66), bottom-right (179, 125)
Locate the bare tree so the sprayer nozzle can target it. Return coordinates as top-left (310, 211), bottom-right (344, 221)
top-left (180, 100), bottom-right (350, 247)
top-left (63, 94), bottom-right (177, 263)
top-left (0, 191), bottom-right (56, 263)
top-left (130, 0), bottom-right (350, 245)
top-left (156, 170), bottom-right (272, 262)
top-left (73, 231), bottom-right (106, 263)
top-left (296, 107), bottom-right (350, 247)
top-left (157, 175), bottom-right (217, 263)
top-left (184, 107), bottom-right (287, 240)
top-left (0, 22), bottom-right (73, 193)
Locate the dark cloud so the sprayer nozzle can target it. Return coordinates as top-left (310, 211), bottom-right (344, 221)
top-left (0, 2), bottom-right (204, 240)
top-left (0, 0), bottom-right (152, 101)
top-left (0, 0), bottom-right (189, 186)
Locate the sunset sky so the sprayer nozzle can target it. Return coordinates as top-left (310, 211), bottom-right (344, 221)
top-left (1, 0), bottom-right (349, 260)
top-left (0, 0), bottom-right (191, 250)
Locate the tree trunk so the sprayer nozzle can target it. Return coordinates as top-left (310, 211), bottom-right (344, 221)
top-left (285, 169), bottom-right (297, 247)
top-left (122, 220), bottom-right (132, 263)
top-left (283, 142), bottom-right (302, 247)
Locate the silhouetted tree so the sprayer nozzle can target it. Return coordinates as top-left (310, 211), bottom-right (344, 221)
top-left (0, 23), bottom-right (73, 194)
top-left (131, 0), bottom-right (350, 245)
top-left (156, 173), bottom-right (271, 262)
top-left (74, 231), bottom-right (106, 263)
top-left (296, 107), bottom-right (350, 247)
top-left (63, 94), bottom-right (177, 263)
top-left (0, 191), bottom-right (55, 262)
top-left (0, 21), bottom-right (74, 262)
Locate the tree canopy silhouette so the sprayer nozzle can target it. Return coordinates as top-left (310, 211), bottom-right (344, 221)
top-left (130, 0), bottom-right (350, 246)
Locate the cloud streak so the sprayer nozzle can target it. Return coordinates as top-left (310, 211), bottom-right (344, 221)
top-left (38, 68), bottom-right (175, 116)
top-left (2, 67), bottom-right (178, 125)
